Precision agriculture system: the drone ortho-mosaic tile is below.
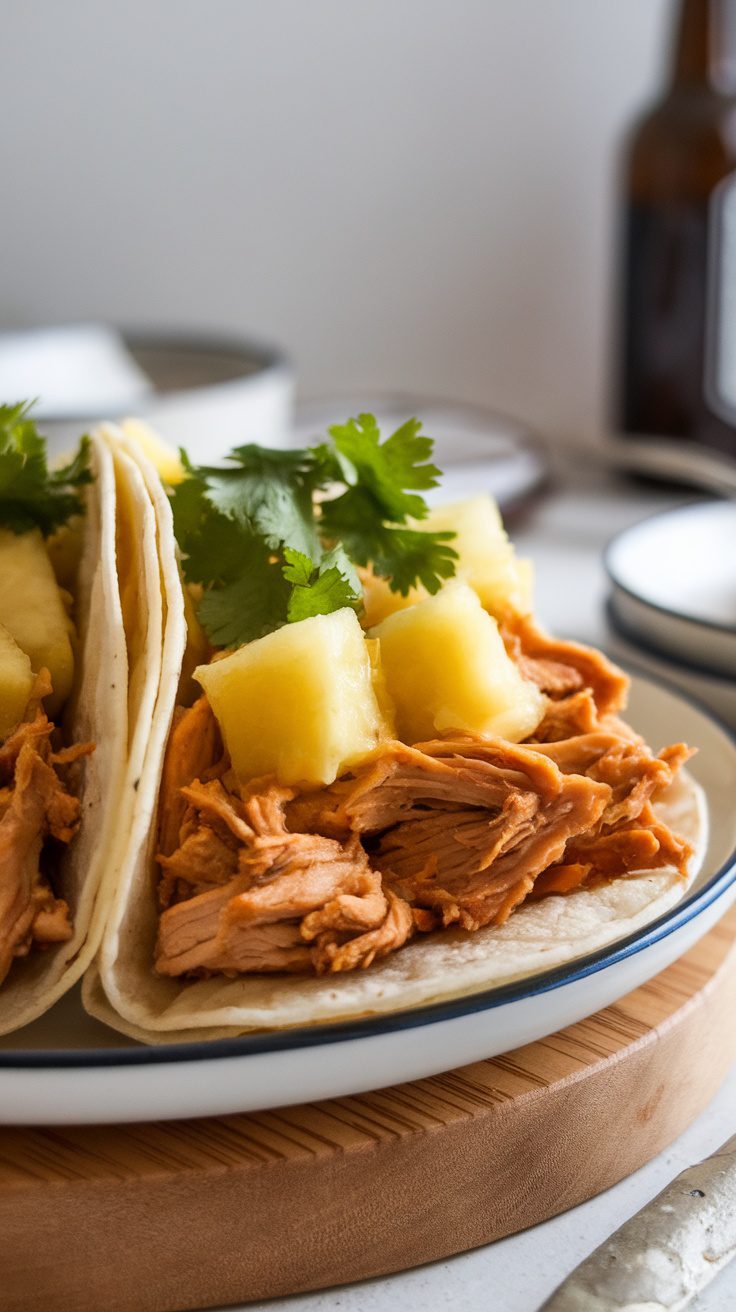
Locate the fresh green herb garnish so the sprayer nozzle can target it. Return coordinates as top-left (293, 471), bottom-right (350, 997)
top-left (171, 413), bottom-right (457, 646)
top-left (0, 402), bottom-right (91, 535)
top-left (283, 546), bottom-right (362, 623)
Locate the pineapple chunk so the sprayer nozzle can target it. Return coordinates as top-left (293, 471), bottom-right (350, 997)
top-left (360, 495), bottom-right (533, 628)
top-left (0, 623), bottom-right (34, 741)
top-left (0, 529), bottom-right (75, 718)
top-left (423, 495), bottom-right (533, 619)
top-left (365, 636), bottom-right (396, 728)
top-left (195, 608), bottom-right (394, 786)
top-left (121, 418), bottom-right (186, 485)
top-left (512, 557), bottom-right (534, 614)
top-left (360, 566), bottom-right (423, 629)
top-left (46, 515), bottom-right (85, 591)
top-left (371, 581), bottom-right (544, 745)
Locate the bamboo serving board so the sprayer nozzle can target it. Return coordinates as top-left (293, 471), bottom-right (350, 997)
top-left (3, 907), bottom-right (736, 1312)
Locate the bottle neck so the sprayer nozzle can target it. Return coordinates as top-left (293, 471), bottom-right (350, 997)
top-left (672, 0), bottom-right (736, 93)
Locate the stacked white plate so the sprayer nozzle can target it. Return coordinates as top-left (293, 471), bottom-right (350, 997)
top-left (605, 502), bottom-right (736, 694)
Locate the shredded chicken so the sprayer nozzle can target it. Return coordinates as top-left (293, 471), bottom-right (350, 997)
top-left (0, 671), bottom-right (93, 986)
top-left (153, 624), bottom-right (694, 980)
top-left (501, 616), bottom-right (629, 716)
top-left (368, 739), bottom-right (610, 930)
top-left (158, 696), bottom-right (222, 858)
top-left (534, 731), bottom-right (693, 830)
top-left (156, 776), bottom-right (411, 975)
top-left (532, 689), bottom-right (600, 742)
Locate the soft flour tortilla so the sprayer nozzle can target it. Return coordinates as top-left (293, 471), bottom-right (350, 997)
top-left (82, 436), bottom-right (709, 1044)
top-left (0, 434), bottom-right (130, 1035)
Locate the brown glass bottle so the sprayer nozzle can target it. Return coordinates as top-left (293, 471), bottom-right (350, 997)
top-left (618, 0), bottom-right (736, 455)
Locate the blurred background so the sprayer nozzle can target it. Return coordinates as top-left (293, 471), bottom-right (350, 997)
top-left (0, 0), bottom-right (672, 443)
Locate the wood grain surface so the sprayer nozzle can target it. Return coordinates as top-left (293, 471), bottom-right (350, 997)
top-left (3, 907), bottom-right (736, 1312)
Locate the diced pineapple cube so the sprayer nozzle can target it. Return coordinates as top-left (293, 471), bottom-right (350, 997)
top-left (371, 581), bottom-right (544, 745)
top-left (359, 495), bottom-right (533, 629)
top-left (360, 567), bottom-right (423, 629)
top-left (423, 495), bottom-right (533, 619)
top-left (46, 515), bottom-right (85, 591)
top-left (195, 608), bottom-right (395, 786)
top-left (121, 418), bottom-right (186, 485)
top-left (364, 637), bottom-right (396, 728)
top-left (0, 529), bottom-right (75, 717)
top-left (512, 557), bottom-right (534, 614)
top-left (0, 623), bottom-right (34, 741)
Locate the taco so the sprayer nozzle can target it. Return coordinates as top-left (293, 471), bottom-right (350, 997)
top-left (83, 415), bottom-right (706, 1041)
top-left (0, 405), bottom-right (130, 1035)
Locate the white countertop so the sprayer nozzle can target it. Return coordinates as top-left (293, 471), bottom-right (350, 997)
top-left (222, 460), bottom-right (736, 1312)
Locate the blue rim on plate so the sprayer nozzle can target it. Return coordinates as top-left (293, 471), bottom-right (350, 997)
top-left (1, 666), bottom-right (734, 1070)
top-left (603, 500), bottom-right (736, 638)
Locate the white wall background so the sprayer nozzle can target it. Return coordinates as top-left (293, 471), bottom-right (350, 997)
top-left (0, 0), bottom-right (671, 441)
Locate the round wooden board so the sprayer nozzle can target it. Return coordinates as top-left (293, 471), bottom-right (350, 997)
top-left (3, 906), bottom-right (736, 1312)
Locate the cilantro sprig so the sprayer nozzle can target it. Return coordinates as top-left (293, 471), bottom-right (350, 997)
top-left (0, 402), bottom-right (91, 534)
top-left (171, 413), bottom-right (457, 647)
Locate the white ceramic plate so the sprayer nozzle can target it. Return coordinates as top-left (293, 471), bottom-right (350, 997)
top-left (0, 673), bottom-right (734, 1126)
top-left (605, 501), bottom-right (736, 678)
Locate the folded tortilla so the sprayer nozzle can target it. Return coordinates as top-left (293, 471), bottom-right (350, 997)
top-left (0, 434), bottom-right (131, 1035)
top-left (81, 431), bottom-right (708, 1043)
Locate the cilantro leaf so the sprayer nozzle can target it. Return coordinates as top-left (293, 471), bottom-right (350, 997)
top-left (318, 543), bottom-right (362, 595)
top-left (179, 511), bottom-right (250, 587)
top-left (320, 415), bottom-right (455, 595)
top-left (192, 445), bottom-right (323, 559)
top-left (287, 567), bottom-right (358, 622)
top-left (173, 475), bottom-right (294, 644)
top-left (198, 558), bottom-right (291, 647)
top-left (51, 440), bottom-right (92, 491)
top-left (320, 484), bottom-right (458, 596)
top-left (0, 401), bottom-right (91, 534)
top-left (172, 411), bottom-right (457, 646)
top-left (171, 484), bottom-right (247, 588)
top-left (283, 546), bottom-right (361, 622)
top-left (327, 413), bottom-right (441, 523)
top-left (370, 526), bottom-right (458, 595)
top-left (281, 547), bottom-right (314, 588)
top-left (169, 463), bottom-right (209, 542)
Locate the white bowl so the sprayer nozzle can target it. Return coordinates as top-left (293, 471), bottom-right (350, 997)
top-left (28, 327), bottom-right (294, 458)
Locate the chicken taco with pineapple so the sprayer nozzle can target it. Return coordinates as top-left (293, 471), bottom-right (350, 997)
top-left (0, 404), bottom-right (130, 1035)
top-left (83, 414), bottom-right (706, 1041)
